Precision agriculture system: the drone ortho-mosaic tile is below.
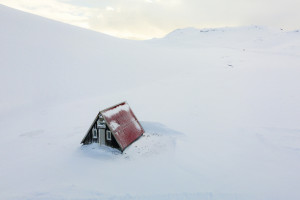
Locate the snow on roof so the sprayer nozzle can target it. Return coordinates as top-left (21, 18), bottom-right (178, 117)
top-left (101, 102), bottom-right (144, 151)
top-left (102, 102), bottom-right (130, 118)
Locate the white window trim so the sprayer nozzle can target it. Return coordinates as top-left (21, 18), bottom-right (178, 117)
top-left (106, 130), bottom-right (111, 140)
top-left (92, 128), bottom-right (97, 138)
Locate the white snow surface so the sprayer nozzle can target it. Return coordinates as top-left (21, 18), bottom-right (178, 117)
top-left (1, 4), bottom-right (300, 200)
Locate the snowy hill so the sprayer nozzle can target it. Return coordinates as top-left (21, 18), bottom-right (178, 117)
top-left (1, 4), bottom-right (300, 200)
top-left (155, 26), bottom-right (300, 55)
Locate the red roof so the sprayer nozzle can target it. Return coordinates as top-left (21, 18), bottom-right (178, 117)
top-left (101, 102), bottom-right (144, 151)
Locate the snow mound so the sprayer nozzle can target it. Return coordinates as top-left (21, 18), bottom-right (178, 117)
top-left (79, 122), bottom-right (182, 160)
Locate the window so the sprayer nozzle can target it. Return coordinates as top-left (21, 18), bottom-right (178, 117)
top-left (92, 128), bottom-right (97, 138)
top-left (106, 130), bottom-right (111, 140)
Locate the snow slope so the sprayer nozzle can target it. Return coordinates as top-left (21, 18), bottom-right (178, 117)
top-left (1, 4), bottom-right (300, 200)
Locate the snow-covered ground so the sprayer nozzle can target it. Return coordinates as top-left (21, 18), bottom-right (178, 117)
top-left (1, 4), bottom-right (300, 200)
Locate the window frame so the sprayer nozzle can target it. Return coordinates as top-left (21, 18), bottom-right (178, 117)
top-left (92, 128), bottom-right (97, 138)
top-left (106, 130), bottom-right (111, 140)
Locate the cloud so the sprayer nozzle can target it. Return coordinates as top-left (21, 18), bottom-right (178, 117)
top-left (0, 0), bottom-right (299, 40)
top-left (0, 0), bottom-right (96, 28)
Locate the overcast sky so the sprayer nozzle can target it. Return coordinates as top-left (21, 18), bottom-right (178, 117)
top-left (1, 0), bottom-right (299, 39)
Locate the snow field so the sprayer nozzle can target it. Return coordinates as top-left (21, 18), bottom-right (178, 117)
top-left (1, 4), bottom-right (300, 200)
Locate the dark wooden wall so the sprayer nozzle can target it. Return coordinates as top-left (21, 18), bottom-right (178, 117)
top-left (82, 119), bottom-right (121, 151)
top-left (105, 131), bottom-right (120, 149)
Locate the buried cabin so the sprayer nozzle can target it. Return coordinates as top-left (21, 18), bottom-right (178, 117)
top-left (81, 102), bottom-right (145, 152)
